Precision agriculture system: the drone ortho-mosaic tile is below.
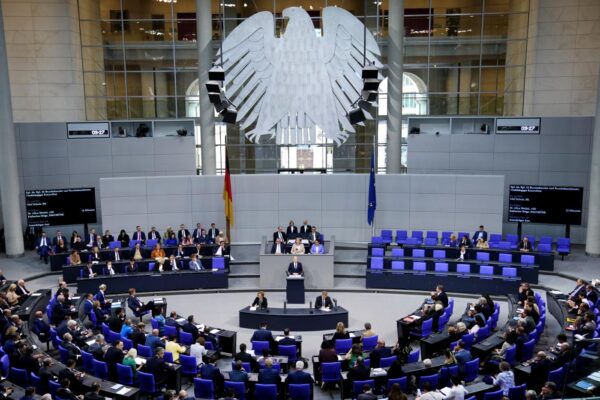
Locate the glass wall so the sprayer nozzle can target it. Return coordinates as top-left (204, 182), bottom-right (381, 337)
top-left (79, 0), bottom-right (529, 174)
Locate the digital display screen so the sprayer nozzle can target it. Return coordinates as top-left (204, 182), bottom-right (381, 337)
top-left (496, 118), bottom-right (541, 134)
top-left (67, 122), bottom-right (110, 139)
top-left (25, 188), bottom-right (97, 227)
top-left (508, 185), bottom-right (583, 225)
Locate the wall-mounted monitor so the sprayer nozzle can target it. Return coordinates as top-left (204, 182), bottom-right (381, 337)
top-left (67, 122), bottom-right (110, 139)
top-left (496, 118), bottom-right (541, 134)
top-left (25, 188), bottom-right (97, 227)
top-left (508, 185), bottom-right (583, 225)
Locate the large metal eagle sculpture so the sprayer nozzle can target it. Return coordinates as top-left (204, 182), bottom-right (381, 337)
top-left (216, 7), bottom-right (382, 145)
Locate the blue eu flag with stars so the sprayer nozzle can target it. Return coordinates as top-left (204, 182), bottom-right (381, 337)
top-left (368, 150), bottom-right (376, 226)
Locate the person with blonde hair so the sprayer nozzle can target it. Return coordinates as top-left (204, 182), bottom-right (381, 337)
top-left (332, 321), bottom-right (350, 342)
top-left (122, 348), bottom-right (142, 375)
top-left (6, 284), bottom-right (19, 306)
top-left (290, 237), bottom-right (305, 254)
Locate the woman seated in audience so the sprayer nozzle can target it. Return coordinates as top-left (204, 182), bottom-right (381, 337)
top-left (151, 244), bottom-right (166, 263)
top-left (448, 234), bottom-right (458, 247)
top-left (70, 231), bottom-right (79, 247)
top-left (469, 315), bottom-right (486, 335)
top-left (443, 348), bottom-right (456, 365)
top-left (96, 234), bottom-right (104, 249)
top-left (84, 262), bottom-right (97, 278)
top-left (181, 234), bottom-right (194, 246)
top-left (476, 238), bottom-right (489, 249)
top-left (458, 235), bottom-right (471, 248)
top-left (122, 348), bottom-right (142, 375)
top-left (332, 321), bottom-right (350, 342)
top-left (344, 343), bottom-right (364, 368)
top-left (69, 250), bottom-right (82, 265)
top-left (190, 337), bottom-right (208, 366)
top-left (55, 239), bottom-right (68, 254)
top-left (164, 226), bottom-right (175, 242)
top-left (117, 229), bottom-right (130, 248)
top-left (447, 322), bottom-right (468, 343)
top-left (165, 233), bottom-right (178, 247)
top-left (290, 238), bottom-right (305, 255)
top-left (457, 245), bottom-right (467, 261)
top-left (482, 295), bottom-right (495, 315)
top-left (388, 383), bottom-right (408, 400)
top-left (175, 244), bottom-right (186, 258)
top-left (490, 330), bottom-right (517, 363)
top-left (92, 300), bottom-right (105, 323)
top-left (6, 284), bottom-right (20, 307)
top-left (90, 246), bottom-right (102, 262)
top-left (132, 242), bottom-right (143, 261)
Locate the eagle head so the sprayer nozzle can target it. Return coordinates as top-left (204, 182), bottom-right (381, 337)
top-left (282, 7), bottom-right (304, 19)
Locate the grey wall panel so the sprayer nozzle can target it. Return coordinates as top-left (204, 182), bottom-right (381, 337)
top-left (407, 135), bottom-right (451, 152)
top-left (21, 157), bottom-right (70, 177)
top-left (20, 140), bottom-right (68, 158)
top-left (146, 176), bottom-right (191, 195)
top-left (147, 195), bottom-right (192, 214)
top-left (493, 135), bottom-right (540, 153)
top-left (101, 174), bottom-right (503, 243)
top-left (454, 194), bottom-right (504, 214)
top-left (454, 213), bottom-right (501, 234)
top-left (112, 155), bottom-right (155, 173)
top-left (18, 122), bottom-right (66, 141)
top-left (67, 139), bottom-right (112, 156)
top-left (450, 135), bottom-right (494, 153)
top-left (100, 178), bottom-right (147, 197)
top-left (102, 215), bottom-right (149, 234)
top-left (68, 173), bottom-right (107, 188)
top-left (539, 154), bottom-right (590, 172)
top-left (153, 137), bottom-right (195, 155)
top-left (492, 153), bottom-right (540, 171)
top-left (154, 154), bottom-right (196, 173)
top-left (450, 153), bottom-right (492, 171)
top-left (69, 156), bottom-right (114, 175)
top-left (111, 138), bottom-right (154, 156)
top-left (22, 175), bottom-right (70, 190)
top-left (540, 135), bottom-right (592, 154)
top-left (101, 196), bottom-right (148, 216)
top-left (408, 152), bottom-right (451, 170)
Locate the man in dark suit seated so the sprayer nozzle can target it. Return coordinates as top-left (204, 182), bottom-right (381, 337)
top-left (58, 359), bottom-right (85, 393)
top-left (145, 347), bottom-right (174, 389)
top-left (147, 227), bottom-right (161, 243)
top-left (285, 361), bottom-right (313, 385)
top-left (431, 284), bottom-right (449, 308)
top-left (228, 360), bottom-right (249, 383)
top-left (104, 340), bottom-right (125, 381)
top-left (84, 229), bottom-right (98, 249)
top-left (127, 288), bottom-right (154, 318)
top-left (287, 256), bottom-right (303, 276)
top-left (84, 382), bottom-right (104, 400)
top-left (61, 333), bottom-right (82, 362)
top-left (472, 225), bottom-right (488, 244)
top-left (35, 232), bottom-right (51, 264)
top-left (271, 238), bottom-right (285, 254)
top-left (585, 285), bottom-right (598, 305)
top-left (308, 226), bottom-right (320, 244)
top-left (200, 356), bottom-right (225, 395)
top-left (208, 223), bottom-right (220, 243)
top-left (177, 224), bottom-right (190, 243)
top-left (315, 291), bottom-right (333, 309)
top-left (87, 334), bottom-right (107, 360)
top-left (108, 308), bottom-right (125, 333)
top-left (279, 328), bottom-right (296, 346)
top-left (234, 343), bottom-right (258, 371)
top-left (258, 357), bottom-right (280, 384)
top-left (131, 322), bottom-right (147, 349)
top-left (213, 241), bottom-right (229, 257)
top-left (15, 280), bottom-right (31, 299)
top-left (56, 378), bottom-right (80, 400)
top-left (299, 220), bottom-right (311, 237)
top-left (273, 226), bottom-right (287, 244)
top-left (132, 226), bottom-right (146, 244)
top-left (346, 357), bottom-right (370, 393)
top-left (529, 351), bottom-right (552, 391)
top-left (182, 315), bottom-right (199, 341)
top-left (519, 237), bottom-right (532, 252)
top-left (369, 339), bottom-right (391, 368)
top-left (38, 358), bottom-right (57, 394)
top-left (101, 230), bottom-right (114, 248)
top-left (53, 230), bottom-right (67, 248)
top-left (109, 247), bottom-right (123, 262)
top-left (286, 221), bottom-right (299, 238)
top-left (251, 322), bottom-right (273, 344)
top-left (51, 295), bottom-right (71, 325)
top-left (31, 310), bottom-right (51, 344)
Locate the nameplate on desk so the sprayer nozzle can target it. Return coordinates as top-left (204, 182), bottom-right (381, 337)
top-left (31, 293), bottom-right (42, 297)
top-left (72, 296), bottom-right (80, 300)
top-left (349, 332), bottom-right (356, 338)
top-left (176, 318), bottom-right (186, 324)
top-left (249, 306), bottom-right (258, 311)
top-left (320, 307), bottom-right (332, 312)
top-left (288, 275), bottom-right (303, 279)
top-left (117, 387), bottom-right (132, 395)
top-left (111, 384), bottom-right (123, 390)
top-left (210, 329), bottom-right (220, 334)
top-left (154, 298), bottom-right (164, 303)
top-left (196, 324), bottom-right (205, 331)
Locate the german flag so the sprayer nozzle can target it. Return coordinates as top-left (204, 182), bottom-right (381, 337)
top-left (223, 150), bottom-right (234, 227)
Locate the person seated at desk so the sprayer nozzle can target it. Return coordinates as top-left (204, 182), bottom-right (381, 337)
top-left (165, 336), bottom-right (186, 362)
top-left (527, 351), bottom-right (552, 391)
top-left (177, 224), bottom-right (190, 243)
top-left (132, 242), bottom-right (143, 261)
top-left (469, 315), bottom-right (486, 335)
top-left (287, 220), bottom-right (299, 238)
top-left (69, 250), bottom-right (82, 266)
top-left (83, 263), bottom-right (96, 278)
top-left (458, 235), bottom-right (471, 248)
top-left (101, 230), bottom-right (114, 248)
top-left (290, 238), bottom-right (305, 255)
top-left (273, 226), bottom-right (287, 244)
top-left (431, 284), bottom-right (449, 308)
top-left (251, 322), bottom-right (274, 343)
top-left (54, 230), bottom-right (67, 247)
top-left (166, 255), bottom-right (180, 271)
top-left (369, 340), bottom-right (391, 368)
top-left (120, 319), bottom-right (134, 338)
top-left (213, 240), bottom-right (228, 257)
top-left (315, 291), bottom-right (333, 309)
top-left (319, 340), bottom-right (338, 365)
top-left (188, 254), bottom-right (202, 271)
top-left (229, 360), bottom-right (249, 383)
top-left (346, 357), bottom-right (370, 389)
top-left (519, 237), bottom-right (532, 252)
top-left (181, 234), bottom-right (193, 246)
top-left (493, 361), bottom-right (515, 397)
top-left (234, 343), bottom-right (258, 371)
top-left (192, 223), bottom-right (203, 242)
top-left (308, 226), bottom-right (320, 244)
top-left (208, 223), bottom-right (220, 243)
top-left (287, 256), bottom-right (303, 276)
top-left (103, 261), bottom-right (116, 276)
top-left (332, 321), bottom-right (350, 342)
top-left (6, 284), bottom-right (20, 306)
top-left (51, 294), bottom-right (71, 325)
top-left (132, 225), bottom-right (146, 244)
top-left (104, 340), bottom-right (125, 381)
top-left (475, 238), bottom-right (489, 249)
top-left (447, 234), bottom-right (458, 248)
top-left (147, 226), bottom-right (161, 243)
top-left (575, 311), bottom-right (597, 338)
top-left (55, 239), bottom-right (69, 254)
top-left (310, 239), bottom-right (325, 254)
top-left (190, 337), bottom-right (208, 365)
top-left (200, 357), bottom-right (225, 394)
top-left (145, 329), bottom-right (166, 352)
top-left (518, 282), bottom-right (534, 305)
top-left (56, 378), bottom-right (81, 400)
top-left (285, 360), bottom-right (313, 385)
top-left (151, 244), bottom-right (166, 263)
top-left (568, 279), bottom-right (587, 301)
top-left (251, 291), bottom-right (268, 309)
top-left (128, 288), bottom-right (155, 317)
top-left (472, 225), bottom-right (488, 244)
top-left (258, 358), bottom-right (280, 384)
top-left (89, 247), bottom-right (102, 262)
top-left (182, 315), bottom-right (200, 341)
top-left (278, 328), bottom-right (296, 346)
top-left (117, 229), bottom-right (130, 248)
top-left (585, 284), bottom-right (598, 305)
top-left (145, 347), bottom-right (176, 389)
top-left (61, 333), bottom-right (82, 361)
top-left (345, 343), bottom-right (365, 368)
top-left (362, 322), bottom-right (376, 337)
top-left (108, 246), bottom-right (122, 262)
top-left (31, 310), bottom-right (51, 344)
top-left (126, 259), bottom-right (138, 274)
top-left (453, 340), bottom-right (472, 376)
top-left (357, 384), bottom-right (378, 400)
top-left (163, 233), bottom-right (177, 247)
top-left (85, 229), bottom-right (98, 250)
top-left (194, 229), bottom-right (209, 245)
top-left (271, 238), bottom-right (286, 255)
top-left (131, 323), bottom-right (147, 349)
top-left (300, 220), bottom-right (311, 237)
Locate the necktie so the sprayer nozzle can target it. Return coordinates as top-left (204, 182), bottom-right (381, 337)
top-left (294, 263), bottom-right (297, 270)
top-left (115, 252), bottom-right (119, 261)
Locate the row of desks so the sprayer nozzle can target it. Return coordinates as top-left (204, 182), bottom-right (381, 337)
top-left (368, 245), bottom-right (555, 271)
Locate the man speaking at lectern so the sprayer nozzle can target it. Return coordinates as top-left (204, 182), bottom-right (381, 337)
top-left (287, 256), bottom-right (303, 276)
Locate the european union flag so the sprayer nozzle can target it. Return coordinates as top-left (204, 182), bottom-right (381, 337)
top-left (368, 150), bottom-right (376, 225)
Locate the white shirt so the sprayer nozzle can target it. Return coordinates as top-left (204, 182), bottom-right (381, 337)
top-left (442, 385), bottom-right (467, 400)
top-left (190, 261), bottom-right (201, 271)
top-left (190, 343), bottom-right (207, 365)
top-left (215, 247), bottom-right (223, 256)
top-left (107, 267), bottom-right (115, 276)
top-left (275, 244), bottom-right (282, 254)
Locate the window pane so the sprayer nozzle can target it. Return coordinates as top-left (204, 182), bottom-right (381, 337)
top-left (122, 20), bottom-right (175, 43)
top-left (121, 0), bottom-right (173, 20)
top-left (124, 47), bottom-right (175, 70)
top-left (429, 42), bottom-right (482, 64)
top-left (431, 0), bottom-right (483, 14)
top-left (429, 67), bottom-right (480, 93)
top-left (431, 14), bottom-right (482, 38)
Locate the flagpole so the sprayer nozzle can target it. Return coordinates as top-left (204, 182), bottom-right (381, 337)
top-left (372, 133), bottom-right (376, 238)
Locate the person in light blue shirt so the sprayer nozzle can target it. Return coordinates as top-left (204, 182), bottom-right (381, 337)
top-left (154, 311), bottom-right (166, 335)
top-left (145, 329), bottom-right (165, 351)
top-left (493, 361), bottom-right (515, 396)
top-left (310, 239), bottom-right (325, 255)
top-left (120, 319), bottom-right (133, 338)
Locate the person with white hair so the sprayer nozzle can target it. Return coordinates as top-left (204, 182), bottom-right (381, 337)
top-left (285, 360), bottom-right (313, 385)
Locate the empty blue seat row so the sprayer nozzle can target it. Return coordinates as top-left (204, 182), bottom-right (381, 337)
top-left (370, 257), bottom-right (518, 278)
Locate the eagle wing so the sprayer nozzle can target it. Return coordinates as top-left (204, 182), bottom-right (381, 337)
top-left (320, 7), bottom-right (383, 131)
top-left (218, 12), bottom-right (277, 131)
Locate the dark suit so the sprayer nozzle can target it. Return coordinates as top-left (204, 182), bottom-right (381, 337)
top-left (35, 236), bottom-right (51, 263)
top-left (32, 318), bottom-right (51, 343)
top-left (472, 230), bottom-right (488, 243)
top-left (369, 346), bottom-right (392, 369)
top-left (273, 231), bottom-right (287, 243)
top-left (51, 301), bottom-right (70, 325)
top-left (519, 240), bottom-right (532, 251)
top-left (53, 235), bottom-right (67, 247)
top-left (251, 329), bottom-right (273, 343)
top-left (235, 351), bottom-right (258, 371)
top-left (182, 322), bottom-right (199, 341)
top-left (132, 231), bottom-right (146, 243)
top-left (287, 262), bottom-right (303, 275)
top-left (347, 364), bottom-right (371, 383)
top-left (131, 330), bottom-right (147, 349)
top-left (177, 229), bottom-right (190, 243)
top-left (270, 242), bottom-right (286, 254)
top-left (147, 230), bottom-right (161, 242)
top-left (308, 231), bottom-right (320, 243)
top-left (56, 388), bottom-right (79, 400)
top-left (208, 228), bottom-right (220, 241)
top-left (258, 367), bottom-right (280, 384)
top-left (279, 336), bottom-right (296, 346)
top-left (37, 367), bottom-right (56, 394)
top-left (200, 364), bottom-right (224, 391)
top-left (285, 370), bottom-right (313, 385)
top-left (434, 291), bottom-right (449, 308)
top-left (315, 295), bottom-right (333, 309)
top-left (84, 234), bottom-right (98, 248)
top-left (109, 250), bottom-right (123, 262)
top-left (586, 290), bottom-right (598, 305)
top-left (299, 225), bottom-right (312, 236)
top-left (104, 346), bottom-right (124, 380)
top-left (84, 391), bottom-right (105, 400)
top-left (287, 225), bottom-right (299, 237)
top-left (101, 235), bottom-right (114, 247)
top-left (213, 245), bottom-right (229, 257)
top-left (251, 297), bottom-right (268, 310)
top-left (16, 285), bottom-right (30, 298)
top-left (144, 356), bottom-right (169, 387)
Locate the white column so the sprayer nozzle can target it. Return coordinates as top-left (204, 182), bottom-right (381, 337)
top-left (0, 3), bottom-right (24, 257)
top-left (386, 0), bottom-right (404, 174)
top-left (585, 66), bottom-right (600, 256)
top-left (196, 0), bottom-right (216, 175)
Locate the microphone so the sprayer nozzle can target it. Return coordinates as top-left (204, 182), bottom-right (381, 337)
top-left (334, 299), bottom-right (338, 310)
top-left (309, 301), bottom-right (313, 314)
top-left (309, 301), bottom-right (312, 309)
top-left (283, 301), bottom-right (287, 313)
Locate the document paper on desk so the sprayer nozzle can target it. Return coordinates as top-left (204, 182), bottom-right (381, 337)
top-left (117, 387), bottom-right (131, 395)
top-left (249, 306), bottom-right (257, 311)
top-left (31, 292), bottom-right (42, 297)
top-left (210, 329), bottom-right (220, 334)
top-left (110, 384), bottom-right (123, 390)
